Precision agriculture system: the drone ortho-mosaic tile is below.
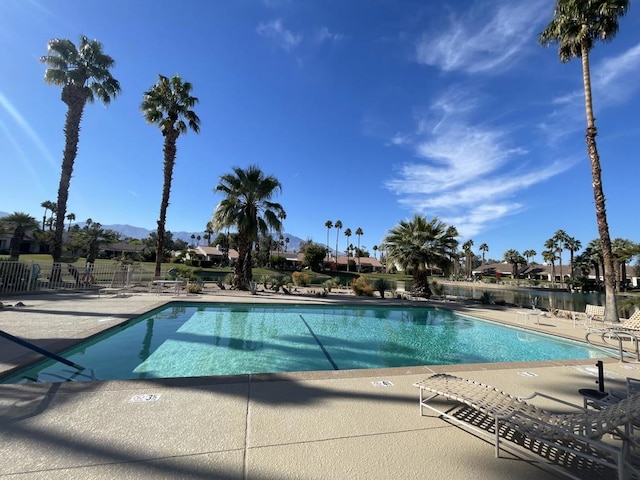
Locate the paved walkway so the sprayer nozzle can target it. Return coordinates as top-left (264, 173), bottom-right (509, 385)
top-left (0, 290), bottom-right (637, 479)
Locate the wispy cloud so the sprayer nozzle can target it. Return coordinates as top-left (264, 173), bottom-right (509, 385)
top-left (315, 26), bottom-right (344, 45)
top-left (415, 0), bottom-right (550, 74)
top-left (540, 42), bottom-right (640, 142)
top-left (385, 87), bottom-right (572, 237)
top-left (256, 19), bottom-right (302, 52)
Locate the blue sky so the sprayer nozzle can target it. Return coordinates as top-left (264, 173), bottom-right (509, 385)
top-left (1, 0), bottom-right (639, 263)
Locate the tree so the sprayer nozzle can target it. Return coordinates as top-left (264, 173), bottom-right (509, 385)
top-left (212, 165), bottom-right (285, 290)
top-left (372, 244), bottom-right (378, 260)
top-left (551, 229), bottom-right (569, 286)
top-left (300, 242), bottom-right (327, 272)
top-left (564, 236), bottom-right (582, 279)
top-left (542, 249), bottom-right (558, 285)
top-left (41, 36), bottom-right (120, 263)
top-left (522, 249), bottom-right (537, 265)
top-left (343, 228), bottom-right (352, 271)
top-left (40, 200), bottom-right (56, 231)
top-left (66, 212), bottom-right (76, 232)
top-left (73, 219), bottom-right (119, 263)
top-left (0, 212), bottom-right (39, 260)
top-left (334, 220), bottom-right (342, 261)
top-left (355, 227), bottom-right (363, 272)
top-left (141, 74), bottom-right (200, 276)
top-left (382, 214), bottom-right (458, 297)
top-left (540, 0), bottom-right (628, 322)
top-left (612, 238), bottom-right (638, 292)
top-left (503, 249), bottom-right (526, 279)
top-left (479, 243), bottom-right (489, 264)
top-left (324, 220), bottom-right (333, 261)
top-left (462, 240), bottom-right (474, 279)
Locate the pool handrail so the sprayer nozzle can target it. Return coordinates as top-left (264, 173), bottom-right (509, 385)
top-left (0, 329), bottom-right (86, 371)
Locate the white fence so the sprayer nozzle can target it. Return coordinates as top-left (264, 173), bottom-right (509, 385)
top-left (0, 261), bottom-right (155, 295)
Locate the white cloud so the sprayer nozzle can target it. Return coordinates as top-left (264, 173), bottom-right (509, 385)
top-left (415, 0), bottom-right (550, 74)
top-left (315, 26), bottom-right (344, 45)
top-left (256, 19), bottom-right (302, 52)
top-left (385, 88), bottom-right (573, 237)
top-left (541, 42), bottom-right (640, 141)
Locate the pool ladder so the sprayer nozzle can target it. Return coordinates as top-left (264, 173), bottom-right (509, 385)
top-left (0, 329), bottom-right (97, 382)
top-left (585, 329), bottom-right (640, 362)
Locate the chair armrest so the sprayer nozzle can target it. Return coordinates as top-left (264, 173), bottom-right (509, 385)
top-left (517, 391), bottom-right (585, 411)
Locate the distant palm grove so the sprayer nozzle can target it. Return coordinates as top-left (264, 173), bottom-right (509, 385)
top-left (1, 1), bottom-right (638, 306)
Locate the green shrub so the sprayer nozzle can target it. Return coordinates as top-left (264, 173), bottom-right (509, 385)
top-left (187, 282), bottom-right (202, 294)
top-left (322, 279), bottom-right (334, 293)
top-left (351, 276), bottom-right (374, 296)
top-left (372, 278), bottom-right (396, 298)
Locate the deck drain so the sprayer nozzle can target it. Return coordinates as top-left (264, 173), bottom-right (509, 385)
top-left (518, 372), bottom-right (538, 377)
top-left (130, 393), bottom-right (161, 403)
top-left (371, 380), bottom-right (394, 387)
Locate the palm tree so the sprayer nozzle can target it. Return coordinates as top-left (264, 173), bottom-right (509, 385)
top-left (540, 0), bottom-right (628, 322)
top-left (355, 227), bottom-right (363, 272)
top-left (479, 243), bottom-right (489, 264)
top-left (564, 236), bottom-right (582, 279)
top-left (504, 249), bottom-right (525, 279)
top-left (40, 36), bottom-right (120, 263)
top-left (40, 200), bottom-right (56, 231)
top-left (343, 228), bottom-right (352, 271)
top-left (382, 214), bottom-right (458, 297)
top-left (334, 220), bottom-right (342, 261)
top-left (324, 220), bottom-right (333, 262)
top-left (612, 238), bottom-right (638, 292)
top-left (372, 245), bottom-right (378, 260)
top-left (550, 230), bottom-right (569, 286)
top-left (523, 249), bottom-right (537, 265)
top-left (66, 212), bottom-right (75, 232)
top-left (542, 249), bottom-right (558, 286)
top-left (141, 74), bottom-right (200, 276)
top-left (0, 212), bottom-right (39, 260)
top-left (212, 165), bottom-right (285, 290)
top-left (462, 240), bottom-right (474, 279)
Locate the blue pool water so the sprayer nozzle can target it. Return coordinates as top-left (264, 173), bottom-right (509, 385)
top-left (1, 303), bottom-right (610, 383)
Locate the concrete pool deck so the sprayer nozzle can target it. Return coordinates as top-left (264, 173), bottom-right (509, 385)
top-left (0, 290), bottom-right (638, 479)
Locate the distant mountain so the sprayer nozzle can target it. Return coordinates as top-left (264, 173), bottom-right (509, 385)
top-left (0, 211), bottom-right (307, 251)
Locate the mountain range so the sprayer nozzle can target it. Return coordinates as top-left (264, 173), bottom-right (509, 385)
top-left (0, 211), bottom-right (306, 252)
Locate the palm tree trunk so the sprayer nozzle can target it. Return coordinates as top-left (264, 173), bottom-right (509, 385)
top-left (155, 130), bottom-right (178, 277)
top-left (582, 43), bottom-right (619, 322)
top-left (52, 88), bottom-right (87, 264)
top-left (234, 235), bottom-right (252, 290)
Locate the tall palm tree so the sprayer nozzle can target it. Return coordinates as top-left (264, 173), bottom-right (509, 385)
top-left (66, 212), bottom-right (75, 232)
top-left (382, 214), bottom-right (458, 297)
top-left (462, 240), bottom-right (474, 279)
top-left (542, 249), bottom-right (558, 286)
top-left (372, 245), bottom-right (378, 260)
top-left (324, 220), bottom-right (333, 261)
top-left (540, 0), bottom-right (628, 322)
top-left (212, 165), bottom-right (285, 290)
top-left (334, 220), bottom-right (342, 261)
top-left (355, 227), bottom-right (363, 272)
top-left (343, 228), bottom-right (352, 271)
top-left (40, 200), bottom-right (56, 231)
top-left (564, 236), bottom-right (582, 279)
top-left (141, 74), bottom-right (200, 276)
top-left (612, 238), bottom-right (638, 292)
top-left (0, 212), bottom-right (39, 260)
top-left (479, 243), bottom-right (489, 264)
top-left (523, 249), bottom-right (537, 265)
top-left (40, 36), bottom-right (120, 263)
top-left (551, 230), bottom-right (569, 285)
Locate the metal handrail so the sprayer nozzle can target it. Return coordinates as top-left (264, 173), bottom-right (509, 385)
top-left (586, 329), bottom-right (640, 362)
top-left (0, 329), bottom-right (85, 371)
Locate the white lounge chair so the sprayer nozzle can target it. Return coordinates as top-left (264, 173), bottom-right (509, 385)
top-left (414, 373), bottom-right (640, 480)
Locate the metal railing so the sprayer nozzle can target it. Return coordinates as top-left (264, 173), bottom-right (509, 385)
top-left (0, 260), bottom-right (155, 295)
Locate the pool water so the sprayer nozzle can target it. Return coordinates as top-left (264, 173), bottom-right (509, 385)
top-left (2, 303), bottom-right (609, 383)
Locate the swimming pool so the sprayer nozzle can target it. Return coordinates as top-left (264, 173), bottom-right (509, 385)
top-left (1, 303), bottom-right (609, 383)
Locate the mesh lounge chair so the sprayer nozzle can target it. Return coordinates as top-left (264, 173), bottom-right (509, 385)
top-left (414, 373), bottom-right (640, 480)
